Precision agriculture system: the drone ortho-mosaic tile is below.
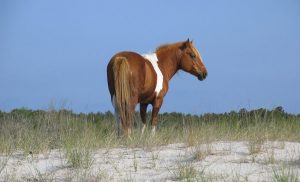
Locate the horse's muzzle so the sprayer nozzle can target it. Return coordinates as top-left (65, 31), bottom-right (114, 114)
top-left (198, 72), bottom-right (207, 81)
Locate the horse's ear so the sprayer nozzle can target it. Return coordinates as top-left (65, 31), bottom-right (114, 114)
top-left (187, 38), bottom-right (194, 44)
top-left (180, 39), bottom-right (189, 50)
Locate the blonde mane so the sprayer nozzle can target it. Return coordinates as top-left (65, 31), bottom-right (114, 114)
top-left (155, 41), bottom-right (184, 53)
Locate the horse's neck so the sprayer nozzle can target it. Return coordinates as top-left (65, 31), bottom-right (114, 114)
top-left (156, 50), bottom-right (179, 81)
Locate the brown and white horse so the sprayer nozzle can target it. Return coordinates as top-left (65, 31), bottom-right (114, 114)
top-left (107, 39), bottom-right (207, 137)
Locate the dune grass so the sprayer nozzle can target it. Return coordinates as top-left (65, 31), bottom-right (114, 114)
top-left (273, 165), bottom-right (299, 182)
top-left (0, 107), bottom-right (299, 155)
top-left (0, 107), bottom-right (299, 181)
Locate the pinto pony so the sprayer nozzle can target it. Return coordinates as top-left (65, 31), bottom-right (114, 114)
top-left (107, 39), bottom-right (207, 137)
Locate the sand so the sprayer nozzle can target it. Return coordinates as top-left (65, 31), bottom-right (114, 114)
top-left (1, 141), bottom-right (299, 181)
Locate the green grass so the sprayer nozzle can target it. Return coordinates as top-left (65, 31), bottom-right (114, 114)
top-left (0, 107), bottom-right (299, 155)
top-left (0, 107), bottom-right (299, 181)
top-left (175, 163), bottom-right (198, 181)
top-left (64, 146), bottom-right (94, 169)
top-left (273, 166), bottom-right (299, 182)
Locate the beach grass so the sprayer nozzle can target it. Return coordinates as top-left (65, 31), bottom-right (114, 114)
top-left (0, 107), bottom-right (299, 154)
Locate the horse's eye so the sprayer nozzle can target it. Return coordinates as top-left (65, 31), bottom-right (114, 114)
top-left (189, 53), bottom-right (196, 59)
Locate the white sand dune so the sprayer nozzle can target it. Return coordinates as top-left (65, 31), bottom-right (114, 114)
top-left (1, 141), bottom-right (299, 181)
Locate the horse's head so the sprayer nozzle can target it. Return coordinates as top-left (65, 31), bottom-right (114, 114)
top-left (178, 39), bottom-right (207, 81)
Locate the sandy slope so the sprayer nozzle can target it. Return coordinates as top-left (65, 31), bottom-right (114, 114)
top-left (1, 141), bottom-right (299, 181)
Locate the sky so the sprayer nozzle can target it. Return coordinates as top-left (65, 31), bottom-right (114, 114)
top-left (1, 0), bottom-right (300, 114)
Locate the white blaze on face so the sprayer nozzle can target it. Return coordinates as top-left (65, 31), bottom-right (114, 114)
top-left (143, 53), bottom-right (163, 96)
top-left (192, 46), bottom-right (204, 64)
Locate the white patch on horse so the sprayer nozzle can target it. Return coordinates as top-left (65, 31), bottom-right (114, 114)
top-left (143, 53), bottom-right (163, 96)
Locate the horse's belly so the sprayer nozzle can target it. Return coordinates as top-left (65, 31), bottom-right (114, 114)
top-left (139, 92), bottom-right (156, 104)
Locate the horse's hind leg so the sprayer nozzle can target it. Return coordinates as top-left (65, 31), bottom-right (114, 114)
top-left (126, 95), bottom-right (138, 138)
top-left (112, 95), bottom-right (122, 137)
top-left (140, 103), bottom-right (148, 135)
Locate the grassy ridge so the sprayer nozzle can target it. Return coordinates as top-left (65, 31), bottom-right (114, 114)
top-left (0, 107), bottom-right (299, 154)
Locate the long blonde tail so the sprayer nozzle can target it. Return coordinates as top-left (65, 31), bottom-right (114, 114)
top-left (113, 57), bottom-right (132, 135)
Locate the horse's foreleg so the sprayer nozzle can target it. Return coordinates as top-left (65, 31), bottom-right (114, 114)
top-left (140, 103), bottom-right (148, 135)
top-left (151, 98), bottom-right (163, 136)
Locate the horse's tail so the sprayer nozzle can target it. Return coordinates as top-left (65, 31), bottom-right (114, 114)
top-left (112, 56), bottom-right (132, 134)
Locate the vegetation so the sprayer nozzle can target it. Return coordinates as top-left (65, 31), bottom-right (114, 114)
top-left (0, 107), bottom-right (299, 180)
top-left (0, 106), bottom-right (299, 154)
top-left (273, 166), bottom-right (299, 182)
top-left (175, 163), bottom-right (198, 181)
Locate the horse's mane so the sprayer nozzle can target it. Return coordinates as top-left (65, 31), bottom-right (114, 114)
top-left (155, 41), bottom-right (184, 53)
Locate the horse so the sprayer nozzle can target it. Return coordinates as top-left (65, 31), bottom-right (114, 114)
top-left (107, 39), bottom-right (207, 137)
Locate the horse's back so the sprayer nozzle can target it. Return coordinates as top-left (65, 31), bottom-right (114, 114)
top-left (108, 51), bottom-right (144, 67)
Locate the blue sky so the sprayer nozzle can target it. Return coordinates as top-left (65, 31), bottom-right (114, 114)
top-left (1, 0), bottom-right (300, 114)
